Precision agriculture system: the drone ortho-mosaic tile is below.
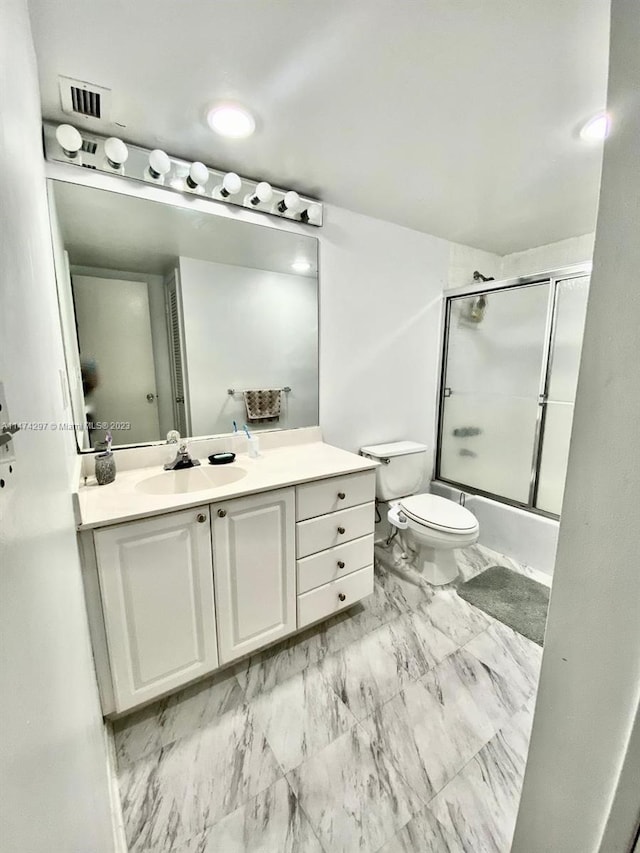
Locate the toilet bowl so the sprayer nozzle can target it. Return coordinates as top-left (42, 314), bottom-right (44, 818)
top-left (360, 440), bottom-right (479, 586)
top-left (387, 493), bottom-right (479, 585)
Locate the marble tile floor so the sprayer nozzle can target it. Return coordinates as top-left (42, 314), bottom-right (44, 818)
top-left (114, 543), bottom-right (545, 853)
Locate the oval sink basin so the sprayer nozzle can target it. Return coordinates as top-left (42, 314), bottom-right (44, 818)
top-left (136, 465), bottom-right (247, 496)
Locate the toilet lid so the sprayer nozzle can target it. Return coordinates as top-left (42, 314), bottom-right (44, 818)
top-left (399, 494), bottom-right (478, 533)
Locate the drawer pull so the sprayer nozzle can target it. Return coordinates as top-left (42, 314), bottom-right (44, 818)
top-left (197, 513), bottom-right (207, 523)
top-left (217, 509), bottom-right (227, 518)
top-left (337, 560), bottom-right (346, 569)
top-left (337, 492), bottom-right (346, 500)
top-left (337, 526), bottom-right (346, 535)
top-left (338, 592), bottom-right (346, 602)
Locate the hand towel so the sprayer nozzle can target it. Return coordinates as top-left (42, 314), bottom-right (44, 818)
top-left (243, 389), bottom-right (282, 422)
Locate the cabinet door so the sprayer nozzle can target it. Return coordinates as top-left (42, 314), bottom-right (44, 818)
top-left (212, 488), bottom-right (296, 664)
top-left (94, 507), bottom-right (218, 712)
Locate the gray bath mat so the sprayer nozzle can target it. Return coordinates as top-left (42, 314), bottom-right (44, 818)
top-left (457, 565), bottom-right (550, 646)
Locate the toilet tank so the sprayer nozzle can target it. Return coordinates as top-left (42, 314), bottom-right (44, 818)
top-left (360, 441), bottom-right (428, 500)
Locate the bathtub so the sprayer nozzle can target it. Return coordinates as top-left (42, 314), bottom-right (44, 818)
top-left (430, 481), bottom-right (559, 577)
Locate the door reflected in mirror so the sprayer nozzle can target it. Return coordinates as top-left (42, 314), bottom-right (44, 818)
top-left (48, 180), bottom-right (319, 450)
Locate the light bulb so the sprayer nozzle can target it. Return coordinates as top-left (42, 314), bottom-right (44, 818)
top-left (277, 190), bottom-right (301, 214)
top-left (220, 172), bottom-right (242, 197)
top-left (186, 161), bottom-right (209, 191)
top-left (146, 149), bottom-right (171, 181)
top-left (580, 111), bottom-right (610, 142)
top-left (292, 260), bottom-right (311, 273)
top-left (247, 181), bottom-right (273, 206)
top-left (207, 104), bottom-right (255, 139)
top-left (301, 203), bottom-right (322, 225)
top-left (104, 137), bottom-right (129, 170)
top-left (55, 123), bottom-right (82, 157)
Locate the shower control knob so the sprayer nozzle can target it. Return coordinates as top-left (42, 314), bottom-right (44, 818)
top-left (337, 492), bottom-right (346, 500)
top-left (338, 593), bottom-right (346, 602)
top-left (197, 513), bottom-right (207, 523)
top-left (217, 509), bottom-right (227, 518)
top-left (337, 526), bottom-right (346, 535)
top-left (337, 560), bottom-right (345, 569)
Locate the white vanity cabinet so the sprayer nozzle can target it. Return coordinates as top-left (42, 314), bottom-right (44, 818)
top-left (212, 487), bottom-right (296, 665)
top-left (89, 488), bottom-right (296, 713)
top-left (82, 457), bottom-right (377, 716)
top-left (295, 470), bottom-right (376, 627)
top-left (93, 507), bottom-right (218, 713)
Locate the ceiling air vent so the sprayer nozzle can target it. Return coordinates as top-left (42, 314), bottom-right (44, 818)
top-left (71, 86), bottom-right (101, 118)
top-left (58, 76), bottom-right (112, 122)
top-left (81, 139), bottom-right (97, 154)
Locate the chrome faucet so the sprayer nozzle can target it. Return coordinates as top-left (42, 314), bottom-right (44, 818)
top-left (164, 440), bottom-right (200, 470)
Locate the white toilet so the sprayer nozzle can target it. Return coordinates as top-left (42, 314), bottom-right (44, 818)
top-left (360, 441), bottom-right (479, 585)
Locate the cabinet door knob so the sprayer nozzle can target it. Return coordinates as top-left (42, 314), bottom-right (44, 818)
top-left (337, 560), bottom-right (345, 569)
top-left (337, 492), bottom-right (346, 500)
top-left (337, 526), bottom-right (346, 535)
top-left (217, 509), bottom-right (227, 518)
top-left (338, 592), bottom-right (346, 602)
top-left (197, 513), bottom-right (207, 523)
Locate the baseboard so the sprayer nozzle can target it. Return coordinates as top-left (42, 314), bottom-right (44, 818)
top-left (104, 720), bottom-right (128, 853)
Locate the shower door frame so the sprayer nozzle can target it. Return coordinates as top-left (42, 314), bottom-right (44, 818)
top-left (434, 263), bottom-right (592, 520)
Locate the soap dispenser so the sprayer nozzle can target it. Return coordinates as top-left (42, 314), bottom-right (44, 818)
top-left (95, 431), bottom-right (116, 485)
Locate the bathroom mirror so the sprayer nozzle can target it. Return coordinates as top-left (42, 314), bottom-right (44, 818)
top-left (47, 180), bottom-right (319, 451)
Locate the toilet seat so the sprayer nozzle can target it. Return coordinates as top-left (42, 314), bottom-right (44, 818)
top-left (399, 493), bottom-right (478, 534)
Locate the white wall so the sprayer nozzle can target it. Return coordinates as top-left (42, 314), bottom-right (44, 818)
top-left (318, 205), bottom-right (450, 477)
top-left (501, 232), bottom-right (595, 279)
top-left (448, 241), bottom-right (502, 290)
top-left (448, 232), bottom-right (595, 289)
top-left (0, 3), bottom-right (115, 851)
top-left (513, 0), bottom-right (640, 848)
top-left (178, 257), bottom-right (319, 436)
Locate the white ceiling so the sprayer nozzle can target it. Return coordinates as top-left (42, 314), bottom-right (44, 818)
top-left (30, 0), bottom-right (610, 254)
top-left (51, 181), bottom-right (318, 277)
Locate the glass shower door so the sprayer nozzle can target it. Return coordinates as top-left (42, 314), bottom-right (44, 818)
top-left (438, 283), bottom-right (551, 504)
top-left (535, 275), bottom-right (590, 514)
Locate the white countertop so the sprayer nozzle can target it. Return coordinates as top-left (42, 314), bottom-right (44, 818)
top-left (75, 441), bottom-right (378, 530)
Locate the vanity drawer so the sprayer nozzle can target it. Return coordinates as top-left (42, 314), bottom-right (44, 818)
top-left (297, 565), bottom-right (374, 628)
top-left (296, 470), bottom-right (376, 521)
top-left (296, 502), bottom-right (375, 558)
top-left (297, 534), bottom-right (374, 594)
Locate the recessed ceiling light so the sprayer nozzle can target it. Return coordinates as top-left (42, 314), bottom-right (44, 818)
top-left (207, 104), bottom-right (255, 139)
top-left (292, 260), bottom-right (311, 273)
top-left (580, 111), bottom-right (610, 142)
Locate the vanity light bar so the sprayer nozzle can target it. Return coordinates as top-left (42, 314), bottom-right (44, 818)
top-left (42, 122), bottom-right (323, 227)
